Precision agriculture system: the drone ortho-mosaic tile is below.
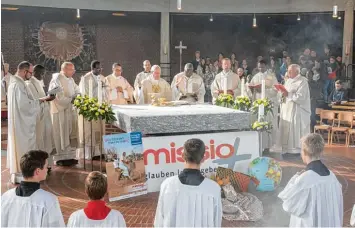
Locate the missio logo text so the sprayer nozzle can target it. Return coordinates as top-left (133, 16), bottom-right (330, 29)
top-left (143, 140), bottom-right (234, 165)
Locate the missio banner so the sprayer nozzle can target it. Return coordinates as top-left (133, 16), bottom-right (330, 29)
top-left (142, 131), bottom-right (259, 192)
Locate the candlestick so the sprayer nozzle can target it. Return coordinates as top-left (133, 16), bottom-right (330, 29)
top-left (98, 79), bottom-right (102, 105)
top-left (261, 79), bottom-right (266, 99)
top-left (258, 104), bottom-right (265, 121)
top-left (89, 78), bottom-right (93, 98)
top-left (223, 77), bottom-right (228, 95)
top-left (241, 78), bottom-right (245, 97)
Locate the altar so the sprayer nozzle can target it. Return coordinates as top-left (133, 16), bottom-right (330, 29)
top-left (112, 104), bottom-right (260, 192)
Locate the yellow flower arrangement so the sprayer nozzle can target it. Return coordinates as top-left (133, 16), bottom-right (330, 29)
top-left (215, 94), bottom-right (234, 108)
top-left (250, 98), bottom-right (274, 116)
top-left (234, 96), bottom-right (251, 111)
top-left (73, 95), bottom-right (117, 123)
top-left (251, 120), bottom-right (272, 132)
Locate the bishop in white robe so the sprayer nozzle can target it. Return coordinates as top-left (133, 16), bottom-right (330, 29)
top-left (276, 65), bottom-right (311, 154)
top-left (141, 65), bottom-right (172, 104)
top-left (210, 58), bottom-right (240, 104)
top-left (26, 65), bottom-right (54, 161)
top-left (106, 63), bottom-right (134, 105)
top-left (78, 61), bottom-right (109, 159)
top-left (134, 60), bottom-right (152, 104)
top-left (6, 62), bottom-right (51, 183)
top-left (171, 63), bottom-right (205, 103)
top-left (49, 62), bottom-right (80, 162)
top-left (279, 133), bottom-right (343, 227)
top-left (249, 61), bottom-right (279, 149)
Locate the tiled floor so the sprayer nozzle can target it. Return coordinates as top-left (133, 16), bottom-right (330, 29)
top-left (1, 121), bottom-right (355, 227)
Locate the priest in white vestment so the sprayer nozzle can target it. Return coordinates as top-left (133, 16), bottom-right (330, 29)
top-left (134, 60), bottom-right (152, 104)
top-left (106, 63), bottom-right (134, 105)
top-left (67, 171), bottom-right (126, 227)
top-left (26, 65), bottom-right (54, 162)
top-left (154, 138), bottom-right (222, 227)
top-left (2, 150), bottom-right (65, 227)
top-left (278, 133), bottom-right (343, 227)
top-left (210, 58), bottom-right (240, 104)
top-left (49, 62), bottom-right (80, 164)
top-left (7, 61), bottom-right (52, 184)
top-left (248, 60), bottom-right (279, 150)
top-left (78, 60), bottom-right (109, 159)
top-left (276, 64), bottom-right (311, 154)
top-left (171, 63), bottom-right (205, 103)
top-left (141, 65), bottom-right (172, 104)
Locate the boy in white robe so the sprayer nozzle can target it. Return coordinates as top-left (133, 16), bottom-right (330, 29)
top-left (278, 133), bottom-right (343, 227)
top-left (134, 60), bottom-right (152, 104)
top-left (171, 63), bottom-right (205, 103)
top-left (141, 65), bottom-right (172, 104)
top-left (67, 171), bottom-right (126, 227)
top-left (106, 63), bottom-right (134, 105)
top-left (154, 138), bottom-right (222, 227)
top-left (1, 150), bottom-right (65, 227)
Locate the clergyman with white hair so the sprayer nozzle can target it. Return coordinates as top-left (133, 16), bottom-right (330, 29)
top-left (276, 64), bottom-right (311, 154)
top-left (278, 133), bottom-right (343, 227)
top-left (141, 65), bottom-right (171, 104)
top-left (48, 62), bottom-right (80, 165)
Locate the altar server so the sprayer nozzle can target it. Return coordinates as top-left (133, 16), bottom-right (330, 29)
top-left (7, 61), bottom-right (51, 184)
top-left (154, 138), bottom-right (222, 227)
top-left (141, 65), bottom-right (171, 104)
top-left (276, 64), bottom-right (311, 154)
top-left (78, 60), bottom-right (109, 159)
top-left (171, 63), bottom-right (205, 103)
top-left (49, 62), bottom-right (80, 164)
top-left (2, 150), bottom-right (65, 227)
top-left (106, 63), bottom-right (134, 104)
top-left (278, 133), bottom-right (343, 227)
top-left (210, 58), bottom-right (240, 104)
top-left (134, 60), bottom-right (152, 104)
top-left (67, 171), bottom-right (126, 227)
top-left (249, 60), bottom-right (279, 150)
top-left (26, 65), bottom-right (54, 160)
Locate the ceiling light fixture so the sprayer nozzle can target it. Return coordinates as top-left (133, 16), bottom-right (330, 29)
top-left (1, 7), bottom-right (19, 11)
top-left (338, 16), bottom-right (341, 19)
top-left (177, 0), bottom-right (182, 10)
top-left (297, 14), bottom-right (301, 21)
top-left (112, 12), bottom-right (126, 16)
top-left (209, 14), bottom-right (213, 22)
top-left (76, 9), bottom-right (80, 18)
top-left (332, 5), bottom-right (338, 18)
top-left (253, 14), bottom-right (257, 28)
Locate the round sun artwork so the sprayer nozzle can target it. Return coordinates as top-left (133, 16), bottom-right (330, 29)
top-left (38, 22), bottom-right (84, 61)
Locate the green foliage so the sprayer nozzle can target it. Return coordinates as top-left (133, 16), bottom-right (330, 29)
top-left (73, 95), bottom-right (117, 123)
top-left (234, 96), bottom-right (252, 111)
top-left (251, 121), bottom-right (273, 132)
top-left (215, 94), bottom-right (235, 108)
top-left (250, 98), bottom-right (274, 116)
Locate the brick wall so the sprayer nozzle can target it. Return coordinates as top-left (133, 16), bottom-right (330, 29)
top-left (1, 14), bottom-right (25, 74)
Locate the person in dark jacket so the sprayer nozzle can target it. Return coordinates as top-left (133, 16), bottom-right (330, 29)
top-left (328, 80), bottom-right (348, 104)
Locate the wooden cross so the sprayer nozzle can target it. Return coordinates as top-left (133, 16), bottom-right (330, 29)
top-left (175, 41), bottom-right (187, 72)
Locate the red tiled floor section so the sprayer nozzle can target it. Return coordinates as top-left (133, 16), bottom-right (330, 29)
top-left (1, 120), bottom-right (355, 226)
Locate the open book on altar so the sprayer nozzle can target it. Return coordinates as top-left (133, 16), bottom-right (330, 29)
top-left (274, 84), bottom-right (287, 93)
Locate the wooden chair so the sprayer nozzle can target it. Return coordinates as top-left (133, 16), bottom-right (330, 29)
top-left (348, 128), bottom-right (355, 147)
top-left (314, 110), bottom-right (336, 144)
top-left (330, 112), bottom-right (354, 146)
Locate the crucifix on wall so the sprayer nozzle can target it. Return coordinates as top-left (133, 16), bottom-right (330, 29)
top-left (175, 41), bottom-right (187, 72)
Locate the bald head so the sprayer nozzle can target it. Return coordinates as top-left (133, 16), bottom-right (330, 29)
top-left (287, 64), bottom-right (300, 79)
top-left (184, 63), bottom-right (194, 77)
top-left (151, 65), bottom-right (161, 80)
top-left (61, 62), bottom-right (75, 78)
top-left (143, 60), bottom-right (151, 72)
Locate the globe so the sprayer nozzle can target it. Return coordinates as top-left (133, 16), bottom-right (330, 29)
top-left (248, 157), bottom-right (282, 192)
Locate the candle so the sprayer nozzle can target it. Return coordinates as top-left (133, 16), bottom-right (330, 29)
top-left (98, 79), bottom-right (102, 105)
top-left (223, 77), bottom-right (228, 95)
top-left (261, 79), bottom-right (266, 99)
top-left (80, 77), bottom-right (85, 95)
top-left (89, 78), bottom-right (93, 98)
top-left (241, 78), bottom-right (245, 97)
top-left (258, 104), bottom-right (265, 121)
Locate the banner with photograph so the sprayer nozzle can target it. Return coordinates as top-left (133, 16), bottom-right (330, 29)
top-left (103, 132), bottom-right (147, 201)
top-left (142, 131), bottom-right (259, 192)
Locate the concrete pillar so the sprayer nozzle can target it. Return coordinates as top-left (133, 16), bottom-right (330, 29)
top-left (342, 0), bottom-right (354, 87)
top-left (160, 12), bottom-right (171, 82)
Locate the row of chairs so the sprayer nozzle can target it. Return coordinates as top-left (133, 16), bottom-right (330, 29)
top-left (314, 109), bottom-right (355, 147)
